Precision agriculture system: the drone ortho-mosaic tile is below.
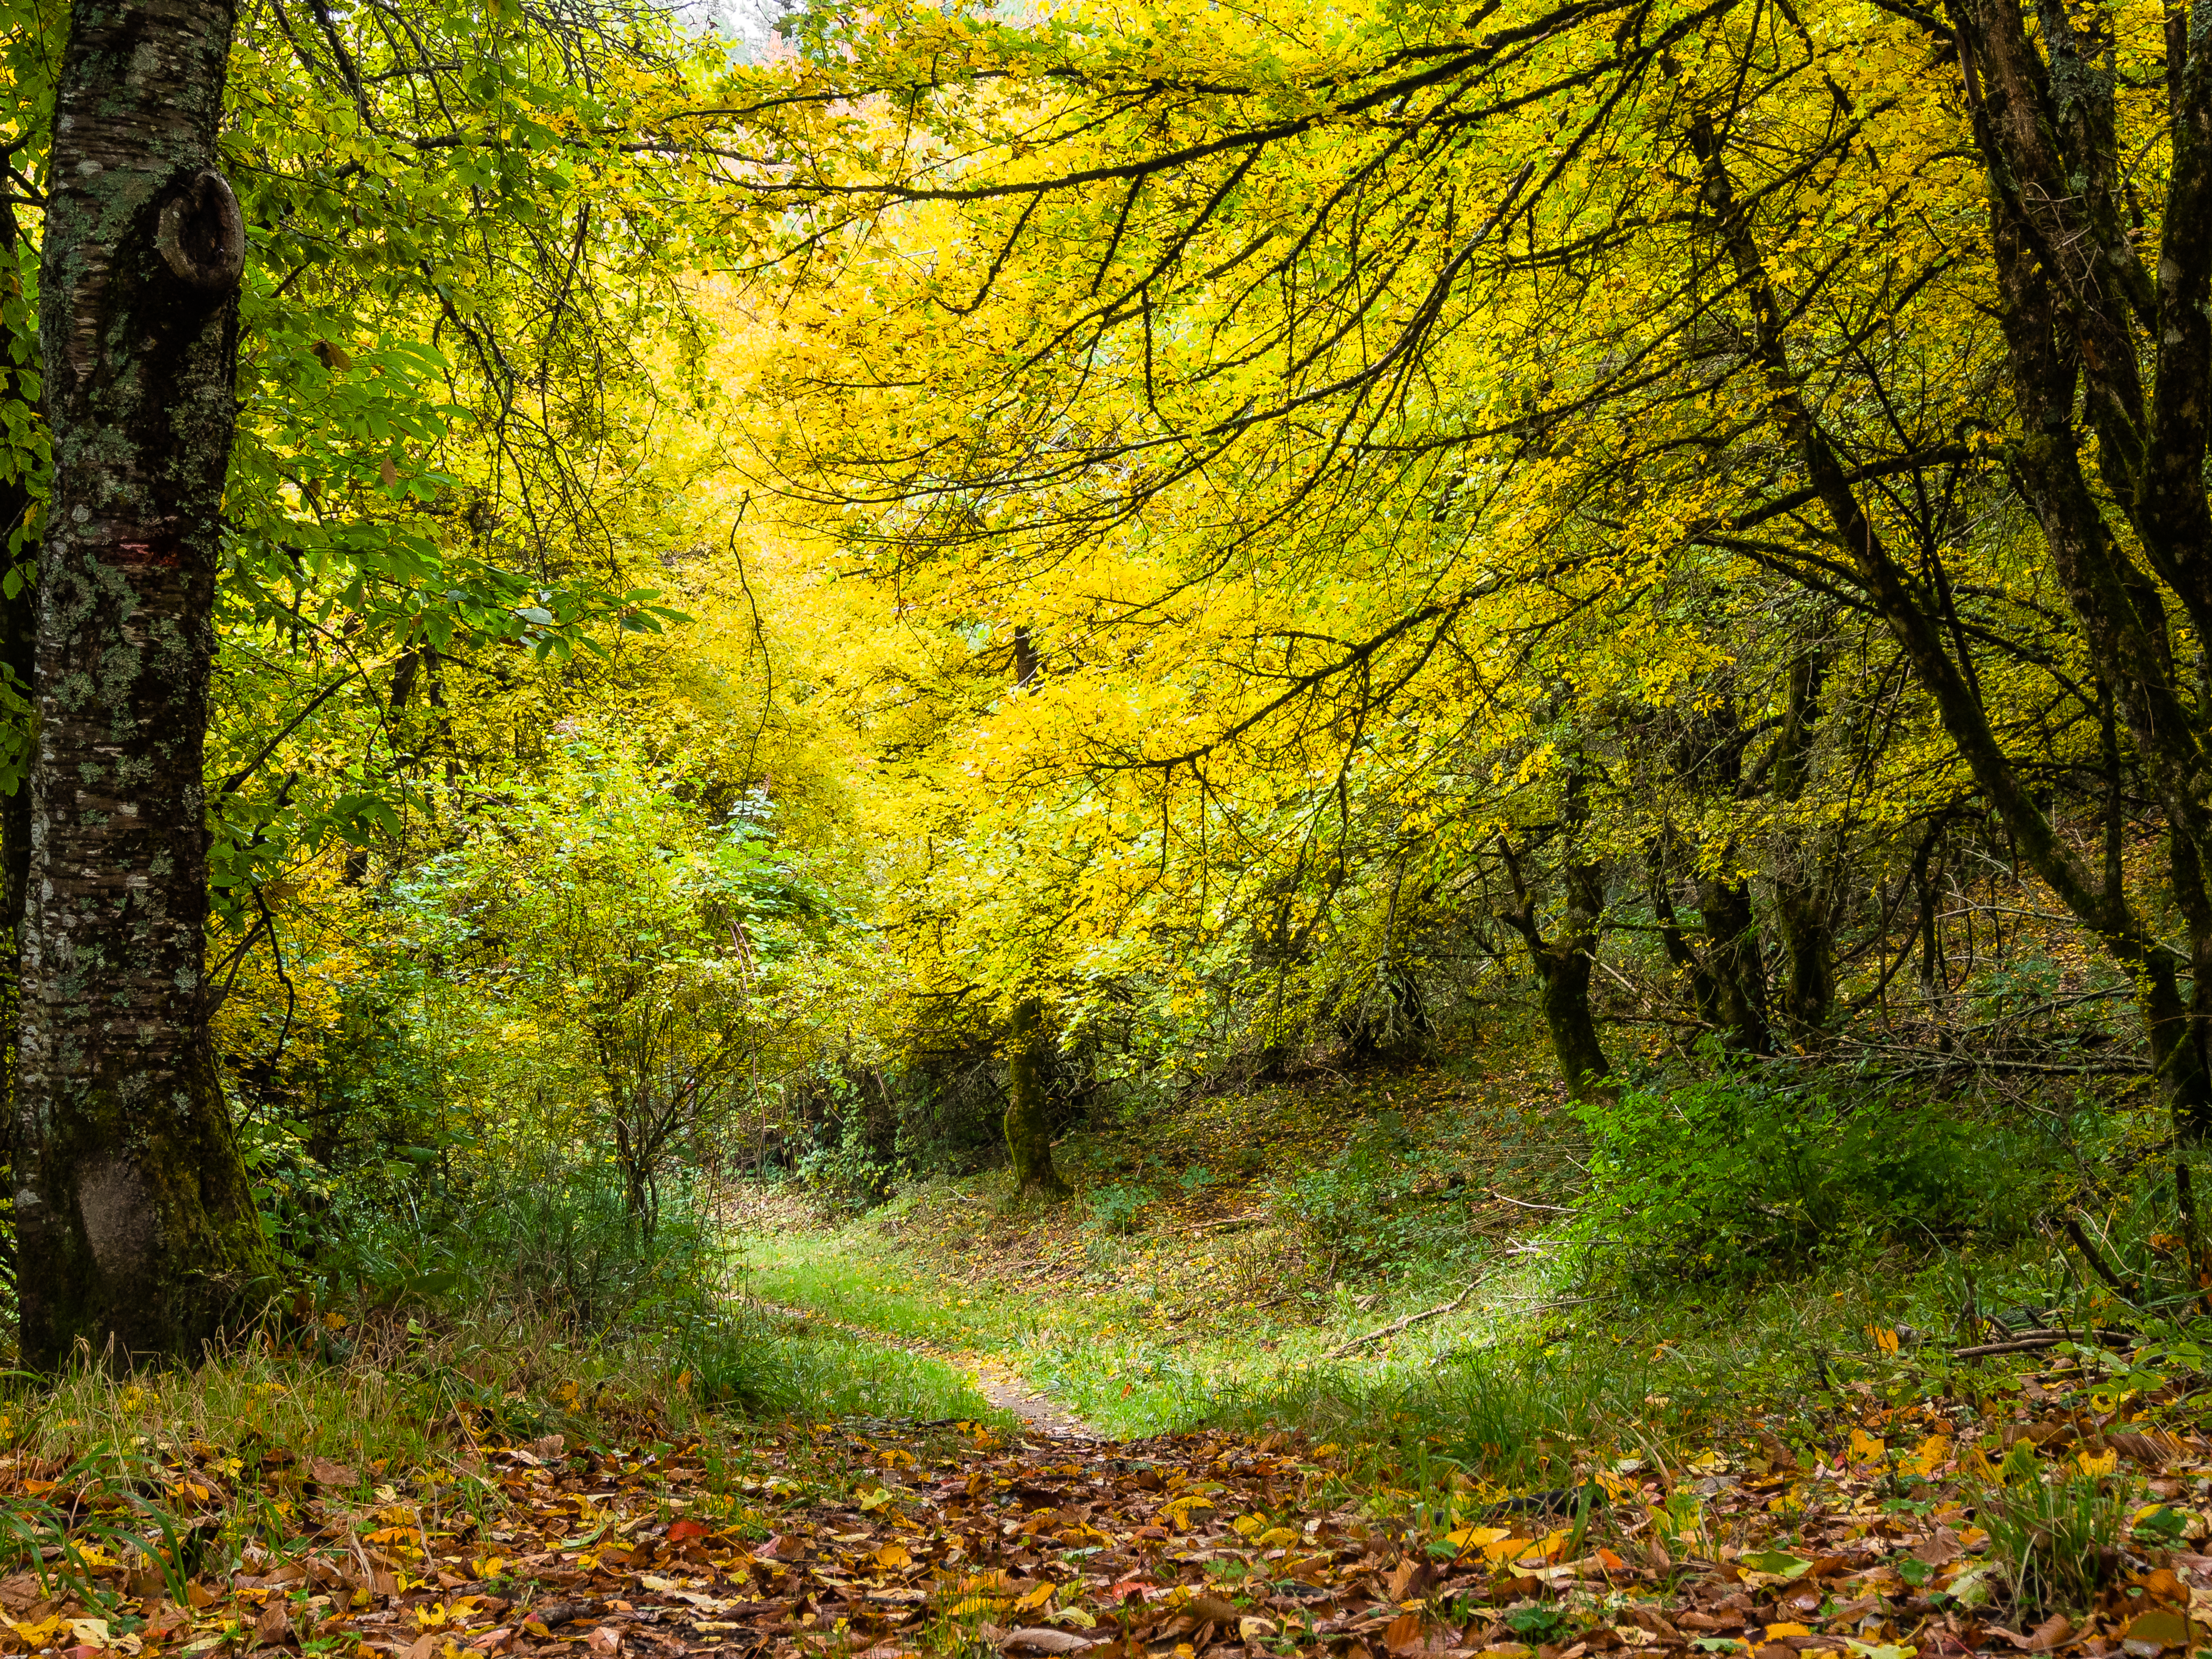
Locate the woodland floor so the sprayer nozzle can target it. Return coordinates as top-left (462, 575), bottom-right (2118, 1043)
top-left (7, 1068), bottom-right (2212, 1659)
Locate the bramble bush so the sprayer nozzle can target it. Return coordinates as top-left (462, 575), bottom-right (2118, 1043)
top-left (1571, 1070), bottom-right (2064, 1283)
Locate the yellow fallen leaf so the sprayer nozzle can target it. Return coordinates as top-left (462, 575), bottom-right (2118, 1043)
top-left (2079, 1448), bottom-right (2118, 1477)
top-left (1904, 1436), bottom-right (1949, 1477)
top-left (875, 1543), bottom-right (912, 1570)
top-left (1867, 1325), bottom-right (1899, 1355)
top-left (1848, 1430), bottom-right (1887, 1464)
top-left (1014, 1582), bottom-right (1055, 1612)
top-left (1447, 1526), bottom-right (1513, 1551)
top-left (1255, 1527), bottom-right (1299, 1547)
top-left (1766, 1624), bottom-right (1813, 1640)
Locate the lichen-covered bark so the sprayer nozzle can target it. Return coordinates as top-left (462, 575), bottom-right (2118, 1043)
top-left (0, 195), bottom-right (37, 1209)
top-left (14, 0), bottom-right (272, 1367)
top-left (1003, 997), bottom-right (1069, 1200)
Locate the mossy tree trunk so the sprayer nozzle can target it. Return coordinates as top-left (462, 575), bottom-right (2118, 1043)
top-left (1498, 836), bottom-right (1614, 1103)
top-left (0, 188), bottom-right (37, 1232)
top-left (13, 0), bottom-right (273, 1368)
top-left (1003, 997), bottom-right (1069, 1200)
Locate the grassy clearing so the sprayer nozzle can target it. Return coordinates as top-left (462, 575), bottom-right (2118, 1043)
top-left (4, 1302), bottom-right (1014, 1487)
top-left (735, 1046), bottom-right (2206, 1499)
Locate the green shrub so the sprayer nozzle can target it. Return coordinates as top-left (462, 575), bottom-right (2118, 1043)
top-left (1274, 1116), bottom-right (1463, 1270)
top-left (318, 1167), bottom-right (726, 1339)
top-left (676, 1304), bottom-right (1009, 1422)
top-left (1573, 1070), bottom-right (2057, 1282)
top-left (1087, 1182), bottom-right (1156, 1235)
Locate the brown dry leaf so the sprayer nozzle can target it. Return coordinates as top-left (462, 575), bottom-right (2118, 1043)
top-left (584, 1627), bottom-right (621, 1656)
top-left (0, 1575), bottom-right (43, 1615)
top-left (1911, 1527), bottom-right (1963, 1566)
top-left (309, 1458), bottom-right (357, 1488)
top-left (253, 1601), bottom-right (293, 1648)
top-left (998, 1629), bottom-right (1097, 1654)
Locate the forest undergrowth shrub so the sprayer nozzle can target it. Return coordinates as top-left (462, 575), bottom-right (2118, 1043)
top-left (1275, 1112), bottom-right (1465, 1274)
top-left (292, 1157), bottom-right (731, 1346)
top-left (1573, 1070), bottom-right (2066, 1285)
top-left (1086, 1181), bottom-right (1156, 1236)
top-left (673, 1303), bottom-right (1007, 1423)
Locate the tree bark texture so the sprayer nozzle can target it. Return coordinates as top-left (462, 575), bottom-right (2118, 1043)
top-left (1003, 996), bottom-right (1068, 1199)
top-left (1499, 834), bottom-right (1613, 1102)
top-left (14, 0), bottom-right (272, 1367)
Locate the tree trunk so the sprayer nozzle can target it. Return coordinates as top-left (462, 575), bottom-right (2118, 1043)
top-left (1003, 996), bottom-right (1068, 1199)
top-left (13, 0), bottom-right (272, 1367)
top-left (1766, 644), bottom-right (1834, 1042)
top-left (1499, 836), bottom-right (1613, 1102)
top-left (0, 226), bottom-right (35, 1231)
top-left (1695, 873), bottom-right (1769, 1055)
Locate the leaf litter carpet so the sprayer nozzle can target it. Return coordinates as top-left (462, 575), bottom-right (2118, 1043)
top-left (6, 1364), bottom-right (2212, 1659)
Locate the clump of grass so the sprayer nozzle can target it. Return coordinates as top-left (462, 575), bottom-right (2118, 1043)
top-left (1980, 1472), bottom-right (2129, 1617)
top-left (1202, 1338), bottom-right (1668, 1490)
top-left (678, 1304), bottom-right (1014, 1426)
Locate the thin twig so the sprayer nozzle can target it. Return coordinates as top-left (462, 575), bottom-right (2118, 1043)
top-left (1325, 1280), bottom-right (1480, 1360)
top-left (1953, 1337), bottom-right (2063, 1359)
top-left (1488, 1190), bottom-right (1578, 1214)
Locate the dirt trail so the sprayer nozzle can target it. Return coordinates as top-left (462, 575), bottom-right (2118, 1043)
top-left (750, 1298), bottom-right (1104, 1441)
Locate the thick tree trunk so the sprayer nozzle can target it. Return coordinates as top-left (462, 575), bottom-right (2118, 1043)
top-left (1695, 874), bottom-right (1769, 1055)
top-left (1003, 996), bottom-right (1068, 1199)
top-left (14, 0), bottom-right (272, 1367)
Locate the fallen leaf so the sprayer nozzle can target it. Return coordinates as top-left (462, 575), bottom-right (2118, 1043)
top-left (998, 1628), bottom-right (1095, 1654)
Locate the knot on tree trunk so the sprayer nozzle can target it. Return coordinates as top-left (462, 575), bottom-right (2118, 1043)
top-left (155, 169), bottom-right (245, 293)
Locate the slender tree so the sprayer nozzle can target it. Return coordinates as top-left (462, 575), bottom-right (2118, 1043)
top-left (14, 0), bottom-right (272, 1366)
top-left (1002, 995), bottom-right (1069, 1199)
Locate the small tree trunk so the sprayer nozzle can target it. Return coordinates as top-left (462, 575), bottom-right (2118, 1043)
top-left (1003, 997), bottom-right (1069, 1199)
top-left (1773, 876), bottom-right (1835, 1039)
top-left (13, 0), bottom-right (272, 1367)
top-left (1768, 644), bottom-right (1835, 1044)
top-left (1527, 936), bottom-right (1613, 1100)
top-left (1499, 838), bottom-right (1614, 1102)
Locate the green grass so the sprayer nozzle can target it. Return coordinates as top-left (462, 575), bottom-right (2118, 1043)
top-left (738, 1160), bottom-right (2212, 1505)
top-left (734, 1047), bottom-right (2212, 1504)
top-left (683, 1301), bottom-right (1017, 1427)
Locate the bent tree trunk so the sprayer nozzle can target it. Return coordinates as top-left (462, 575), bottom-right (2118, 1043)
top-left (14, 0), bottom-right (272, 1366)
top-left (1003, 997), bottom-right (1069, 1199)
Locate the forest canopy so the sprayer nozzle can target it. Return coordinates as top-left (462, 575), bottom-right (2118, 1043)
top-left (1, 0), bottom-right (2210, 1359)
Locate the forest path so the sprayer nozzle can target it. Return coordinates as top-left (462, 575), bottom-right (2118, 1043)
top-left (750, 1296), bottom-right (1105, 1441)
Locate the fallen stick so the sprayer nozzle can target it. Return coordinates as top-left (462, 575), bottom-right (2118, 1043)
top-left (1488, 1190), bottom-right (1578, 1214)
top-left (1954, 1327), bottom-right (2133, 1359)
top-left (1182, 1212), bottom-right (1267, 1235)
top-left (1325, 1280), bottom-right (1480, 1359)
